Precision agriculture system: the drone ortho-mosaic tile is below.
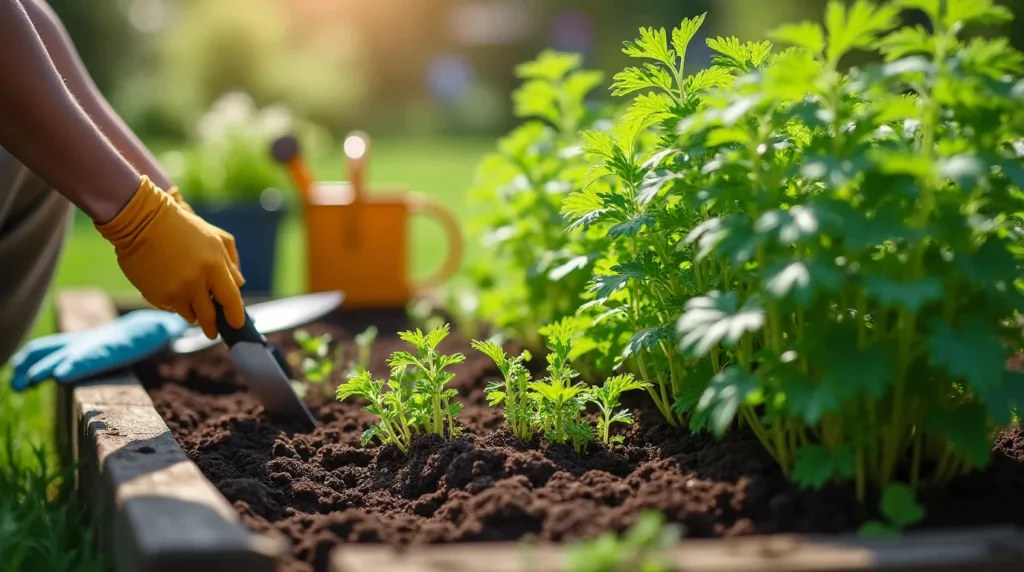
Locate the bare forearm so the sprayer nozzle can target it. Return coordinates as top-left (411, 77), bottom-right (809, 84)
top-left (22, 0), bottom-right (172, 189)
top-left (0, 0), bottom-right (139, 223)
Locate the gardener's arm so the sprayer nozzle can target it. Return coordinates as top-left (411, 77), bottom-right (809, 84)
top-left (0, 0), bottom-right (138, 222)
top-left (20, 0), bottom-right (174, 190)
top-left (0, 0), bottom-right (246, 336)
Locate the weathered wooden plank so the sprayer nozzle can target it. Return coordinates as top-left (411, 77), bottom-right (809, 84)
top-left (331, 526), bottom-right (1024, 572)
top-left (56, 289), bottom-right (286, 572)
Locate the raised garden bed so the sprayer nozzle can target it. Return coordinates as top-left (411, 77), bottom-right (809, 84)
top-left (54, 289), bottom-right (1024, 572)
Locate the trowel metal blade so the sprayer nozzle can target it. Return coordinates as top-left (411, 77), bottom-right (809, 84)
top-left (229, 342), bottom-right (318, 431)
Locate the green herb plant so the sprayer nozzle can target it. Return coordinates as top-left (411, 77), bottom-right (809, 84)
top-left (475, 321), bottom-right (649, 448)
top-left (289, 328), bottom-right (340, 398)
top-left (657, 0), bottom-right (1024, 499)
top-left (528, 320), bottom-right (595, 453)
top-left (858, 483), bottom-right (926, 538)
top-left (336, 324), bottom-right (465, 453)
top-left (350, 325), bottom-right (378, 375)
top-left (586, 374), bottom-right (651, 445)
top-left (473, 340), bottom-right (535, 441)
top-left (469, 50), bottom-right (613, 358)
top-left (564, 0), bottom-right (1024, 500)
top-left (563, 510), bottom-right (683, 572)
top-left (563, 13), bottom-right (755, 425)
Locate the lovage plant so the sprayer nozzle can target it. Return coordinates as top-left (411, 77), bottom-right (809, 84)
top-left (336, 324), bottom-right (466, 453)
top-left (563, 13), bottom-right (765, 424)
top-left (469, 50), bottom-right (613, 357)
top-left (664, 0), bottom-right (1024, 498)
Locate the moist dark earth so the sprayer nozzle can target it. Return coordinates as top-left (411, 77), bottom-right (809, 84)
top-left (136, 309), bottom-right (1024, 572)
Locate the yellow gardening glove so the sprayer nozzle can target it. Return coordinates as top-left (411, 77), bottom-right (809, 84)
top-left (96, 176), bottom-right (246, 339)
top-left (166, 185), bottom-right (241, 269)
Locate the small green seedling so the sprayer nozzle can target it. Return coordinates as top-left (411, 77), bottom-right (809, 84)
top-left (337, 368), bottom-right (414, 453)
top-left (337, 323), bottom-right (466, 452)
top-left (585, 374), bottom-right (651, 445)
top-left (858, 483), bottom-right (925, 539)
top-left (292, 328), bottom-right (334, 384)
top-left (530, 320), bottom-right (594, 453)
top-left (564, 510), bottom-right (683, 572)
top-left (351, 325), bottom-right (378, 374)
top-left (473, 339), bottom-right (535, 441)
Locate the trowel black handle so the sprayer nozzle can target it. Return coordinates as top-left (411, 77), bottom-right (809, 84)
top-left (213, 299), bottom-right (266, 348)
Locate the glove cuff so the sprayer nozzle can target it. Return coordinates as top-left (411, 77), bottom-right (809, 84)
top-left (95, 176), bottom-right (174, 245)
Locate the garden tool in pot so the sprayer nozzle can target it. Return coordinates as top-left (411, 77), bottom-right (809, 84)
top-left (213, 299), bottom-right (319, 431)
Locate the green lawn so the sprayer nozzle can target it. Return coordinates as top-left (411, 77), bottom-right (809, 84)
top-left (0, 136), bottom-right (491, 571)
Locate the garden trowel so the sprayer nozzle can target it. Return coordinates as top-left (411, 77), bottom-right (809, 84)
top-left (172, 291), bottom-right (343, 354)
top-left (213, 299), bottom-right (319, 431)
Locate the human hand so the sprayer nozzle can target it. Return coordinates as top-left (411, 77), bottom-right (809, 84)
top-left (96, 176), bottom-right (246, 339)
top-left (167, 185), bottom-right (240, 269)
top-left (9, 310), bottom-right (188, 391)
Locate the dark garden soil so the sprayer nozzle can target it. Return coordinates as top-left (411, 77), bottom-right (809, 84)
top-left (136, 309), bottom-right (1024, 572)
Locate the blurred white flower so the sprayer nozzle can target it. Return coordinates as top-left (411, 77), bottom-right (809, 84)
top-left (257, 104), bottom-right (294, 138)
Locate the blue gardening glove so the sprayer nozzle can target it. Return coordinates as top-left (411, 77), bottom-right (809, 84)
top-left (9, 310), bottom-right (189, 391)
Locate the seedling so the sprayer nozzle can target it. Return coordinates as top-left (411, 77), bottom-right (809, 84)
top-left (564, 510), bottom-right (683, 572)
top-left (337, 368), bottom-right (414, 453)
top-left (585, 374), bottom-right (650, 445)
top-left (858, 484), bottom-right (926, 539)
top-left (292, 329), bottom-right (335, 384)
top-left (473, 340), bottom-right (535, 441)
top-left (338, 323), bottom-right (466, 452)
top-left (351, 325), bottom-right (378, 374)
top-left (529, 320), bottom-right (594, 453)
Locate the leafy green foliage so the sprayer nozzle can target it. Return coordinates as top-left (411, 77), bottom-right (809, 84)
top-left (353, 325), bottom-right (378, 373)
top-left (288, 328), bottom-right (341, 398)
top-left (530, 320), bottom-right (594, 453)
top-left (0, 427), bottom-right (106, 572)
top-left (585, 374), bottom-right (651, 444)
top-left (162, 91), bottom-right (289, 205)
top-left (468, 50), bottom-right (615, 365)
top-left (475, 325), bottom-right (647, 448)
top-left (556, 0), bottom-right (1024, 499)
top-left (859, 483), bottom-right (926, 538)
top-left (336, 324), bottom-right (465, 452)
top-left (564, 510), bottom-right (683, 572)
top-left (292, 328), bottom-right (335, 383)
top-left (659, 0), bottom-right (1024, 497)
top-left (474, 340), bottom-right (535, 441)
top-left (563, 13), bottom-right (758, 426)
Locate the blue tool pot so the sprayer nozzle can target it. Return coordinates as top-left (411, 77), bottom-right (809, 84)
top-left (192, 192), bottom-right (285, 296)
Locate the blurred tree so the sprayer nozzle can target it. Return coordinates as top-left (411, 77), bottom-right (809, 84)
top-left (46, 0), bottom-right (139, 96)
top-left (116, 0), bottom-right (367, 139)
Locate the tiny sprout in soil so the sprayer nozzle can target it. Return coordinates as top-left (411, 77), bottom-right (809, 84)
top-left (288, 328), bottom-right (340, 398)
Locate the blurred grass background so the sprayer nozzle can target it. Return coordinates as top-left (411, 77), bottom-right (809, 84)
top-left (3, 0), bottom-right (1024, 570)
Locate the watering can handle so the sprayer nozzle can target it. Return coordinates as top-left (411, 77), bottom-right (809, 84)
top-left (407, 193), bottom-right (463, 290)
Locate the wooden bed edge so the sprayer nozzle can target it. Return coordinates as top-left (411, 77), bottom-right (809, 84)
top-left (54, 288), bottom-right (287, 572)
top-left (330, 525), bottom-right (1024, 571)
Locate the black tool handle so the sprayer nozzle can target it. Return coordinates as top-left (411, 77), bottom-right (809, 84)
top-left (213, 299), bottom-right (265, 347)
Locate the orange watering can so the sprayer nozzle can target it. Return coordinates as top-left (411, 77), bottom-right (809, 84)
top-left (270, 132), bottom-right (463, 308)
